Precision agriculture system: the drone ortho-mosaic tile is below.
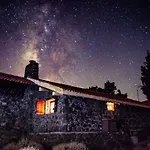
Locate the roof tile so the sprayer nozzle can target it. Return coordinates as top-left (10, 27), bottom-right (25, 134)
top-left (0, 72), bottom-right (34, 85)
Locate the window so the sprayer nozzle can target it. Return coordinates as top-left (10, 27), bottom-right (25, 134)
top-left (36, 100), bottom-right (45, 114)
top-left (45, 98), bottom-right (55, 114)
top-left (106, 102), bottom-right (115, 111)
top-left (36, 98), bottom-right (56, 115)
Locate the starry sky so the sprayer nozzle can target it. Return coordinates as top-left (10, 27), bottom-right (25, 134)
top-left (0, 0), bottom-right (150, 100)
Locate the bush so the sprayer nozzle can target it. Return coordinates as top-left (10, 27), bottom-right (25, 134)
top-left (52, 142), bottom-right (88, 150)
top-left (3, 138), bottom-right (44, 150)
top-left (17, 138), bottom-right (44, 150)
top-left (3, 142), bottom-right (17, 150)
top-left (19, 146), bottom-right (40, 150)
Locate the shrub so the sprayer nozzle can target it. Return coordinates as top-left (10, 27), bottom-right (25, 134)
top-left (19, 146), bottom-right (40, 150)
top-left (3, 142), bottom-right (17, 150)
top-left (3, 138), bottom-right (44, 150)
top-left (52, 142), bottom-right (88, 150)
top-left (17, 138), bottom-right (44, 150)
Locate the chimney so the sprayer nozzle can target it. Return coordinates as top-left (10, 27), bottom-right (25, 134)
top-left (24, 60), bottom-right (39, 79)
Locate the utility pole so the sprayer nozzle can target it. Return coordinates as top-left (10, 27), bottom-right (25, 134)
top-left (137, 89), bottom-right (139, 102)
top-left (137, 86), bottom-right (141, 102)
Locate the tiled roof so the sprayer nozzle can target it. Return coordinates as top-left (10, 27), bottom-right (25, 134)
top-left (38, 79), bottom-right (150, 108)
top-left (0, 72), bottom-right (34, 85)
top-left (142, 100), bottom-right (150, 105)
top-left (0, 72), bottom-right (149, 108)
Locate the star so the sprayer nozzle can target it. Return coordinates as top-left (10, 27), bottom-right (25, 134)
top-left (0, 0), bottom-right (149, 101)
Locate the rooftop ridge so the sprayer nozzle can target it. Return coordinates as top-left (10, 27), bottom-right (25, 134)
top-left (0, 72), bottom-right (149, 108)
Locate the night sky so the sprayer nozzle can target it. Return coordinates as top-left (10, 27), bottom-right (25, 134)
top-left (0, 0), bottom-right (150, 100)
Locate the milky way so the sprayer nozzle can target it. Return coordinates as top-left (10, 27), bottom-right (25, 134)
top-left (0, 0), bottom-right (150, 100)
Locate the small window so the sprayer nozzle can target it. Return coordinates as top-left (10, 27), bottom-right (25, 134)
top-left (106, 102), bottom-right (115, 111)
top-left (36, 100), bottom-right (45, 114)
top-left (45, 98), bottom-right (55, 114)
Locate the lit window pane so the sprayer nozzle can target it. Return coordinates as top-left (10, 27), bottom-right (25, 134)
top-left (45, 98), bottom-right (55, 114)
top-left (50, 101), bottom-right (55, 113)
top-left (36, 100), bottom-right (45, 114)
top-left (107, 102), bottom-right (114, 111)
top-left (45, 100), bottom-right (50, 114)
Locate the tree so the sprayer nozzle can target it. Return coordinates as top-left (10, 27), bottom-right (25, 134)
top-left (89, 80), bottom-right (128, 98)
top-left (141, 50), bottom-right (150, 100)
top-left (89, 86), bottom-right (104, 93)
top-left (116, 90), bottom-right (128, 98)
top-left (104, 80), bottom-right (117, 94)
top-left (89, 80), bottom-right (117, 94)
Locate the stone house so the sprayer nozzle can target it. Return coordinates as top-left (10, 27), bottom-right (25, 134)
top-left (0, 60), bottom-right (150, 140)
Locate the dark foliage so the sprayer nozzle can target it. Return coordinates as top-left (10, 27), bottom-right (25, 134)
top-left (89, 86), bottom-right (105, 93)
top-left (89, 80), bottom-right (128, 98)
top-left (116, 90), bottom-right (128, 98)
top-left (141, 50), bottom-right (150, 100)
top-left (104, 80), bottom-right (117, 94)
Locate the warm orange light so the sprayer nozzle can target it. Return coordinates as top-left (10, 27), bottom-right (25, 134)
top-left (107, 102), bottom-right (115, 111)
top-left (45, 98), bottom-right (55, 114)
top-left (36, 100), bottom-right (45, 114)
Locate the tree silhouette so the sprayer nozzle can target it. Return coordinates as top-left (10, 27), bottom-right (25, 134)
top-left (89, 80), bottom-right (128, 98)
top-left (104, 80), bottom-right (117, 94)
top-left (89, 86), bottom-right (104, 93)
top-left (141, 50), bottom-right (150, 100)
top-left (116, 90), bottom-right (128, 98)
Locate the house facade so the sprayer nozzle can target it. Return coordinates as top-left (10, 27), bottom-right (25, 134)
top-left (0, 60), bottom-right (150, 147)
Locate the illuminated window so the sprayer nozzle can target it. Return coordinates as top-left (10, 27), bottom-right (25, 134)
top-left (45, 98), bottom-right (55, 114)
top-left (106, 102), bottom-right (115, 111)
top-left (36, 100), bottom-right (45, 114)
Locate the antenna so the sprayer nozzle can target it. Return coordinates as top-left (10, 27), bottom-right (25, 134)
top-left (137, 85), bottom-right (141, 102)
top-left (137, 89), bottom-right (139, 102)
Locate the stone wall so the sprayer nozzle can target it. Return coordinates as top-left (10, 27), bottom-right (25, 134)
top-left (0, 85), bottom-right (37, 133)
top-left (64, 95), bottom-right (106, 132)
top-left (117, 104), bottom-right (150, 139)
top-left (0, 85), bottom-right (36, 147)
top-left (21, 88), bottom-right (150, 137)
top-left (1, 83), bottom-right (150, 147)
top-left (32, 92), bottom-right (68, 133)
top-left (0, 92), bottom-right (20, 131)
top-left (61, 95), bottom-right (150, 135)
